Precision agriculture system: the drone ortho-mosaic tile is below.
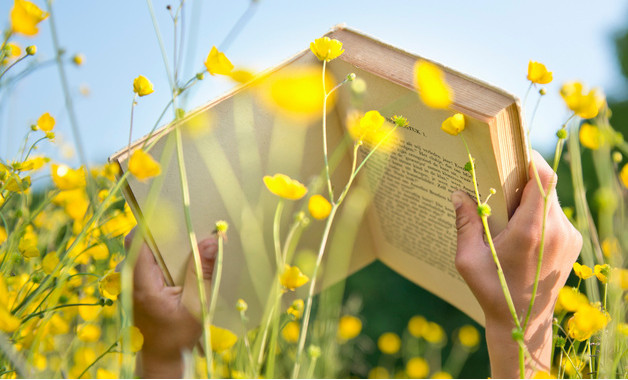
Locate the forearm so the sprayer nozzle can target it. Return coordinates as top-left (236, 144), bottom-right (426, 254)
top-left (485, 314), bottom-right (553, 378)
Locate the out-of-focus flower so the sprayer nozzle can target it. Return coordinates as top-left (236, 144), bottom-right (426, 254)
top-left (601, 237), bottom-right (619, 258)
top-left (560, 81), bottom-right (605, 119)
top-left (368, 367), bottom-right (390, 379)
top-left (0, 226), bottom-right (6, 246)
top-left (18, 225), bottom-right (38, 258)
top-left (6, 42), bottom-right (21, 59)
top-left (128, 149), bottom-right (161, 181)
top-left (259, 65), bottom-right (336, 122)
top-left (423, 322), bottom-right (445, 344)
top-left (72, 53), bottom-right (85, 66)
top-left (408, 315), bottom-right (427, 338)
top-left (579, 123), bottom-right (602, 150)
top-left (377, 332), bottom-right (401, 354)
top-left (132, 75), bottom-right (154, 97)
top-left (414, 60), bottom-right (452, 109)
top-left (17, 156), bottom-right (49, 172)
top-left (204, 46), bottom-right (234, 76)
top-left (96, 368), bottom-right (117, 379)
top-left (42, 251), bottom-right (59, 275)
top-left (458, 325), bottom-right (480, 348)
top-left (432, 372), bottom-right (453, 379)
top-left (308, 195), bottom-right (332, 220)
top-left (210, 325), bottom-right (237, 352)
top-left (280, 265), bottom-right (309, 290)
top-left (281, 321), bottom-right (300, 343)
top-left (77, 323), bottom-right (102, 342)
top-left (10, 0), bottom-right (49, 36)
top-left (121, 325), bottom-right (144, 353)
top-left (573, 262), bottom-right (594, 280)
top-left (555, 286), bottom-right (588, 313)
top-left (51, 164), bottom-right (86, 190)
top-left (100, 205), bottom-right (136, 237)
top-left (310, 37), bottom-right (344, 62)
top-left (527, 61), bottom-right (553, 84)
top-left (36, 112), bottom-right (55, 132)
top-left (287, 299), bottom-right (304, 320)
top-left (566, 303), bottom-right (609, 341)
top-left (263, 174), bottom-right (307, 200)
top-left (406, 357), bottom-right (429, 379)
top-left (337, 315), bottom-right (362, 341)
top-left (532, 371), bottom-right (556, 379)
top-left (620, 163), bottom-right (628, 188)
top-left (441, 113), bottom-right (465, 136)
top-left (229, 68), bottom-right (255, 84)
top-left (99, 270), bottom-right (121, 300)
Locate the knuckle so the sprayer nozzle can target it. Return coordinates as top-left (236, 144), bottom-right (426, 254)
top-left (455, 211), bottom-right (472, 231)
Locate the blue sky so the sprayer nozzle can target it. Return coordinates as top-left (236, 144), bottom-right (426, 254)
top-left (1, 0), bottom-right (627, 165)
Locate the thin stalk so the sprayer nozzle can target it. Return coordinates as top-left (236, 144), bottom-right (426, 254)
top-left (292, 204), bottom-right (339, 378)
top-left (22, 302), bottom-right (101, 323)
top-left (305, 355), bottom-right (319, 379)
top-left (273, 200), bottom-right (284, 269)
top-left (128, 94), bottom-right (138, 157)
top-left (77, 341), bottom-right (118, 379)
top-left (208, 231), bottom-right (225, 327)
top-left (146, 0), bottom-right (175, 91)
top-left (321, 60), bottom-right (333, 201)
top-left (0, 54), bottom-right (29, 82)
top-left (218, 0), bottom-right (259, 52)
top-left (174, 127), bottom-right (212, 377)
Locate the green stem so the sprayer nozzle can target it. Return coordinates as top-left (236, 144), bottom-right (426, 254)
top-left (522, 196), bottom-right (549, 330)
top-left (208, 231), bottom-right (225, 326)
top-left (321, 60), bottom-right (333, 201)
top-left (0, 54), bottom-right (29, 82)
top-left (22, 302), bottom-right (101, 323)
top-left (128, 94), bottom-right (137, 157)
top-left (174, 127), bottom-right (213, 377)
top-left (351, 125), bottom-right (400, 182)
top-left (77, 341), bottom-right (117, 379)
top-left (273, 200), bottom-right (284, 269)
top-left (292, 204), bottom-right (339, 378)
top-left (146, 0), bottom-right (175, 91)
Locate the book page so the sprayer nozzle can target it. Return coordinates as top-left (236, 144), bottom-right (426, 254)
top-left (113, 52), bottom-right (377, 331)
top-left (329, 60), bottom-right (512, 325)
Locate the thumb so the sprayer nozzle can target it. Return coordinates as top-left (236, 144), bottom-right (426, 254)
top-left (452, 191), bottom-right (486, 276)
top-left (180, 238), bottom-right (218, 320)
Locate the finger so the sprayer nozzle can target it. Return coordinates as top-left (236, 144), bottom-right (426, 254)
top-left (128, 229), bottom-right (166, 292)
top-left (452, 191), bottom-right (488, 276)
top-left (508, 150), bottom-right (557, 229)
top-left (180, 237), bottom-right (218, 320)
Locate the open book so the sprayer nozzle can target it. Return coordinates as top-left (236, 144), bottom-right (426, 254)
top-left (110, 25), bottom-right (528, 329)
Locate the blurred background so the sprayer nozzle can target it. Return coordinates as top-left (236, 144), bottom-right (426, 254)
top-left (2, 1), bottom-right (628, 377)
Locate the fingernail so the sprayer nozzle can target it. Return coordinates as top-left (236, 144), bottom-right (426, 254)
top-left (199, 238), bottom-right (217, 257)
top-left (451, 191), bottom-right (464, 210)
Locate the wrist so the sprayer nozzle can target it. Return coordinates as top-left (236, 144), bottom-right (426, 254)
top-left (137, 349), bottom-right (184, 379)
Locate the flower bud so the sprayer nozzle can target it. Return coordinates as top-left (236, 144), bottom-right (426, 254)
top-left (612, 151), bottom-right (623, 163)
top-left (556, 129), bottom-right (568, 139)
top-left (30, 124), bottom-right (38, 131)
top-left (346, 73), bottom-right (356, 81)
top-left (175, 108), bottom-right (185, 120)
top-left (464, 161), bottom-right (474, 172)
top-left (477, 203), bottom-right (491, 217)
top-left (236, 298), bottom-right (248, 312)
top-left (26, 45), bottom-right (37, 55)
top-left (539, 87), bottom-right (547, 95)
top-left (511, 328), bottom-right (524, 342)
top-left (196, 72), bottom-right (205, 80)
top-left (489, 188), bottom-right (496, 195)
top-left (308, 345), bottom-right (321, 358)
top-left (215, 220), bottom-right (229, 233)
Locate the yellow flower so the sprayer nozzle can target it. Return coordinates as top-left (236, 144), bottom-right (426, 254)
top-left (441, 113), bottom-right (465, 136)
top-left (612, 268), bottom-right (628, 290)
top-left (10, 0), bottom-right (49, 36)
top-left (308, 195), bottom-right (332, 220)
top-left (229, 68), bottom-right (255, 84)
top-left (579, 123), bottom-right (602, 150)
top-left (132, 75), bottom-right (154, 96)
top-left (423, 322), bottom-right (445, 344)
top-left (566, 303), bottom-right (609, 341)
top-left (618, 323), bottom-right (628, 336)
top-left (414, 60), bottom-right (453, 109)
top-left (281, 321), bottom-right (300, 343)
top-left (72, 53), bottom-right (85, 66)
top-left (121, 325), bottom-right (144, 353)
top-left (128, 149), bottom-right (161, 181)
top-left (408, 315), bottom-right (427, 338)
top-left (204, 46), bottom-right (234, 76)
top-left (42, 251), bottom-right (59, 275)
top-left (527, 61), bottom-right (553, 84)
top-left (0, 226), bottom-right (6, 246)
top-left (532, 370), bottom-right (556, 379)
top-left (77, 323), bottom-right (102, 342)
top-left (406, 357), bottom-right (429, 379)
top-left (347, 110), bottom-right (399, 152)
top-left (51, 164), bottom-right (86, 190)
top-left (337, 315), bottom-right (362, 341)
top-left (96, 368), bottom-right (117, 379)
top-left (555, 286), bottom-right (588, 313)
top-left (620, 163), bottom-right (628, 189)
top-left (432, 372), bottom-right (453, 379)
top-left (560, 81), bottom-right (605, 119)
top-left (100, 206), bottom-right (136, 237)
top-left (573, 262), bottom-right (594, 280)
top-left (18, 225), bottom-right (38, 258)
top-left (601, 237), bottom-right (619, 258)
top-left (0, 306), bottom-right (20, 333)
top-left (458, 325), bottom-right (480, 348)
top-left (377, 332), bottom-right (401, 354)
top-left (259, 65), bottom-right (336, 122)
top-left (37, 112), bottom-right (55, 132)
top-left (4, 174), bottom-right (30, 193)
top-left (17, 156), bottom-right (48, 172)
top-left (263, 174), bottom-right (307, 200)
top-left (368, 367), bottom-right (390, 379)
top-left (210, 325), bottom-right (237, 352)
top-left (6, 43), bottom-right (21, 59)
top-left (279, 265), bottom-right (309, 290)
top-left (99, 270), bottom-right (121, 300)
top-left (594, 264), bottom-right (610, 283)
top-left (309, 37), bottom-right (344, 62)
top-left (287, 299), bottom-right (304, 319)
